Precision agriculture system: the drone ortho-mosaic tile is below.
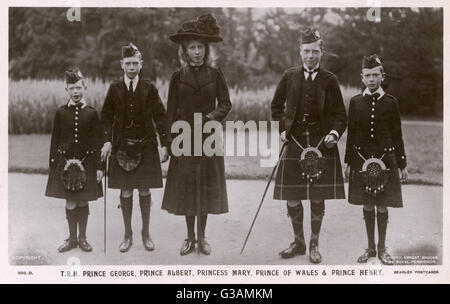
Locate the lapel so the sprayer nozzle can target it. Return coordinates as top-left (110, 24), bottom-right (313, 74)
top-left (291, 67), bottom-right (303, 111)
top-left (115, 78), bottom-right (128, 125)
top-left (315, 69), bottom-right (326, 112)
top-left (135, 78), bottom-right (149, 107)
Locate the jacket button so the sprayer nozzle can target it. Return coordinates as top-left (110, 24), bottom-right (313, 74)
top-left (75, 117), bottom-right (78, 120)
top-left (370, 134), bottom-right (374, 138)
top-left (372, 102), bottom-right (375, 106)
top-left (370, 128), bottom-right (374, 131)
top-left (75, 140), bottom-right (78, 143)
top-left (371, 115), bottom-right (374, 118)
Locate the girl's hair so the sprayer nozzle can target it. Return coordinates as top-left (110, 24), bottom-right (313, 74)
top-left (178, 39), bottom-right (217, 68)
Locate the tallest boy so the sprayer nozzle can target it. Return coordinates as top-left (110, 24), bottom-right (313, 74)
top-left (271, 29), bottom-right (347, 263)
top-left (101, 43), bottom-right (169, 253)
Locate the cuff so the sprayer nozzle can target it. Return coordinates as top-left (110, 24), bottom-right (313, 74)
top-left (159, 135), bottom-right (168, 147)
top-left (329, 130), bottom-right (339, 139)
top-left (398, 155), bottom-right (407, 169)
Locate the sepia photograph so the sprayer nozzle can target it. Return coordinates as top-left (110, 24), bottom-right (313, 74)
top-left (3, 0), bottom-right (447, 284)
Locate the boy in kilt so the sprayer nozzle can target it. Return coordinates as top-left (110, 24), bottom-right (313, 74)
top-left (344, 55), bottom-right (408, 265)
top-left (100, 43), bottom-right (169, 253)
top-left (45, 68), bottom-right (104, 253)
top-left (271, 28), bottom-right (347, 264)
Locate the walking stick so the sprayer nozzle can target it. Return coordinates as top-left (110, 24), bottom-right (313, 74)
top-left (104, 156), bottom-right (109, 254)
top-left (240, 140), bottom-right (288, 255)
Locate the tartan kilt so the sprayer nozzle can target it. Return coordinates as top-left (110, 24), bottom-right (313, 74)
top-left (161, 155), bottom-right (228, 216)
top-left (108, 143), bottom-right (163, 189)
top-left (45, 154), bottom-right (103, 201)
top-left (348, 151), bottom-right (403, 207)
top-left (273, 134), bottom-right (345, 201)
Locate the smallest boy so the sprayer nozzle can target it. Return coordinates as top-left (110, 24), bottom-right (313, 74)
top-left (45, 68), bottom-right (104, 253)
top-left (344, 55), bottom-right (408, 265)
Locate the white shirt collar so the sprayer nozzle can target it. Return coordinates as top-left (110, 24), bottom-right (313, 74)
top-left (124, 74), bottom-right (139, 92)
top-left (363, 86), bottom-right (385, 100)
top-left (303, 64), bottom-right (320, 80)
top-left (67, 98), bottom-right (87, 109)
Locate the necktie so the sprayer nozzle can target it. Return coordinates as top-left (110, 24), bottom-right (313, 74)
top-left (306, 68), bottom-right (319, 80)
top-left (129, 80), bottom-right (133, 93)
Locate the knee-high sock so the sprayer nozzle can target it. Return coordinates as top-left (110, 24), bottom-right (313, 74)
top-left (377, 210), bottom-right (389, 250)
top-left (120, 196), bottom-right (133, 238)
top-left (77, 205), bottom-right (89, 239)
top-left (363, 209), bottom-right (376, 249)
top-left (198, 215), bottom-right (208, 238)
top-left (310, 201), bottom-right (325, 247)
top-left (287, 203), bottom-right (305, 246)
top-left (66, 208), bottom-right (78, 240)
top-left (185, 216), bottom-right (195, 239)
top-left (139, 194), bottom-right (151, 237)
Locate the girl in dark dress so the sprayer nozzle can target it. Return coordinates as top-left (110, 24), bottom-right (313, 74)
top-left (344, 55), bottom-right (408, 265)
top-left (162, 14), bottom-right (232, 256)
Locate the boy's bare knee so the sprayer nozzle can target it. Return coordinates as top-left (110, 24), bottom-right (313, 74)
top-left (376, 206), bottom-right (388, 213)
top-left (138, 188), bottom-right (150, 196)
top-left (363, 204), bottom-right (375, 211)
top-left (121, 189), bottom-right (133, 198)
top-left (287, 200), bottom-right (301, 207)
top-left (77, 200), bottom-right (89, 207)
top-left (65, 200), bottom-right (77, 210)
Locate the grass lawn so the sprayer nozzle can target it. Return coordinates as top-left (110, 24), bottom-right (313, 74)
top-left (8, 121), bottom-right (442, 185)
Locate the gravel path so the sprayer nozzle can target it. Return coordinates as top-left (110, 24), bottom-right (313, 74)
top-left (8, 173), bottom-right (442, 266)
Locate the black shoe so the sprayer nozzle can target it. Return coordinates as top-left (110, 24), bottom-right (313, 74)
top-left (378, 248), bottom-right (394, 265)
top-left (357, 248), bottom-right (377, 263)
top-left (58, 238), bottom-right (78, 253)
top-left (279, 242), bottom-right (306, 259)
top-left (119, 236), bottom-right (133, 253)
top-left (142, 234), bottom-right (155, 251)
top-left (180, 238), bottom-right (196, 256)
top-left (309, 245), bottom-right (322, 264)
top-left (78, 238), bottom-right (93, 252)
top-left (198, 238), bottom-right (211, 255)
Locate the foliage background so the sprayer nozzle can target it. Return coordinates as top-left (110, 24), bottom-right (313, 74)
top-left (9, 7), bottom-right (443, 123)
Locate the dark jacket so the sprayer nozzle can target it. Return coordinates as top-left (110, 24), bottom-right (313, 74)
top-left (271, 66), bottom-right (347, 137)
top-left (49, 102), bottom-right (102, 170)
top-left (101, 77), bottom-right (168, 151)
top-left (344, 93), bottom-right (407, 169)
top-left (45, 101), bottom-right (103, 200)
top-left (166, 66), bottom-right (232, 133)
